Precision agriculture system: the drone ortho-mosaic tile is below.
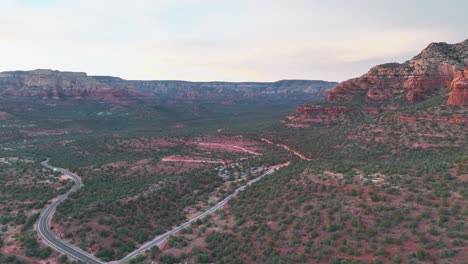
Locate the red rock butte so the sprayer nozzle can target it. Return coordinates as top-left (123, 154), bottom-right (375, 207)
top-left (326, 39), bottom-right (468, 106)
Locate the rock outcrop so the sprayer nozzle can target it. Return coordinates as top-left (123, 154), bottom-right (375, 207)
top-left (289, 40), bottom-right (467, 128)
top-left (327, 39), bottom-right (468, 106)
top-left (295, 106), bottom-right (381, 115)
top-left (448, 67), bottom-right (468, 105)
top-left (0, 69), bottom-right (337, 104)
top-left (0, 69), bottom-right (139, 103)
top-left (399, 114), bottom-right (468, 125)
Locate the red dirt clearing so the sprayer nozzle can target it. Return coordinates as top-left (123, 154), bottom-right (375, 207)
top-left (161, 155), bottom-right (227, 164)
top-left (19, 129), bottom-right (68, 136)
top-left (0, 111), bottom-right (12, 120)
top-left (188, 137), bottom-right (261, 155)
top-left (195, 142), bottom-right (260, 156)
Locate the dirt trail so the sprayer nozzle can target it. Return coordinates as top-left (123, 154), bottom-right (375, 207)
top-left (260, 138), bottom-right (273, 144)
top-left (197, 142), bottom-right (260, 156)
top-left (261, 138), bottom-right (312, 161)
top-left (277, 144), bottom-right (312, 161)
top-left (161, 156), bottom-right (226, 164)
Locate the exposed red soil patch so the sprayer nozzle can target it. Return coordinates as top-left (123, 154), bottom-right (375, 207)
top-left (173, 123), bottom-right (185, 129)
top-left (19, 129), bottom-right (68, 136)
top-left (161, 155), bottom-right (227, 164)
top-left (260, 138), bottom-right (273, 144)
top-left (286, 122), bottom-right (311, 128)
top-left (456, 174), bottom-right (468, 182)
top-left (110, 105), bottom-right (128, 111)
top-left (411, 142), bottom-right (453, 149)
top-left (195, 142), bottom-right (260, 156)
top-left (188, 137), bottom-right (261, 156)
top-left (2, 241), bottom-right (59, 264)
top-left (0, 111), bottom-right (13, 120)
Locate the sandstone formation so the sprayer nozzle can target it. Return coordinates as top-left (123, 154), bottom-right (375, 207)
top-left (399, 114), bottom-right (468, 125)
top-left (448, 67), bottom-right (468, 105)
top-left (0, 69), bottom-right (337, 103)
top-left (327, 39), bottom-right (468, 106)
top-left (0, 69), bottom-right (139, 103)
top-left (289, 40), bottom-right (467, 127)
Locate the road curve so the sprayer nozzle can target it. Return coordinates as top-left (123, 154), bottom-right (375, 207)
top-left (38, 159), bottom-right (289, 264)
top-left (38, 159), bottom-right (105, 264)
top-left (117, 162), bottom-right (290, 264)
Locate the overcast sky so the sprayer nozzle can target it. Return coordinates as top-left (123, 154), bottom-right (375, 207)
top-left (1, 0), bottom-right (467, 82)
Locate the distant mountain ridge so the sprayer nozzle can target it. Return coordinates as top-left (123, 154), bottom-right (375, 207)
top-left (0, 69), bottom-right (337, 103)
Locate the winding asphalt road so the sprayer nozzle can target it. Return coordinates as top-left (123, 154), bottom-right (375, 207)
top-left (38, 159), bottom-right (105, 264)
top-left (38, 159), bottom-right (289, 264)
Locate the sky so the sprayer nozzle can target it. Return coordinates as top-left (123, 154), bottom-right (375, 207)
top-left (1, 0), bottom-right (467, 82)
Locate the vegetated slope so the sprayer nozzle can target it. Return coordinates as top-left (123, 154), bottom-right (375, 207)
top-left (18, 130), bottom-right (292, 262)
top-left (0, 158), bottom-right (70, 263)
top-left (148, 41), bottom-right (467, 264)
top-left (0, 69), bottom-right (337, 104)
top-left (0, 95), bottom-right (297, 263)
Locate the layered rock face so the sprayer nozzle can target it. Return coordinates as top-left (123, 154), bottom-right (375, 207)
top-left (0, 69), bottom-right (138, 102)
top-left (289, 40), bottom-right (467, 128)
top-left (327, 39), bottom-right (468, 106)
top-left (0, 69), bottom-right (336, 103)
top-left (399, 114), bottom-right (468, 125)
top-left (448, 67), bottom-right (468, 105)
top-left (97, 78), bottom-right (337, 102)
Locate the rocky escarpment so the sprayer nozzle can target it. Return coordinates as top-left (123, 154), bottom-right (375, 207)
top-left (327, 39), bottom-right (468, 106)
top-left (97, 78), bottom-right (337, 102)
top-left (286, 106), bottom-right (381, 127)
top-left (289, 40), bottom-right (468, 128)
top-left (0, 69), bottom-right (336, 104)
top-left (399, 114), bottom-right (467, 125)
top-left (0, 69), bottom-right (139, 103)
top-left (448, 67), bottom-right (468, 105)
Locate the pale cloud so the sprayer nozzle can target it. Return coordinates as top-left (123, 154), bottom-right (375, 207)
top-left (0, 0), bottom-right (467, 81)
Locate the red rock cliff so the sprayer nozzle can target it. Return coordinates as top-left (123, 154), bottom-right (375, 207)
top-left (327, 40), bottom-right (468, 105)
top-left (0, 69), bottom-right (140, 103)
top-left (447, 67), bottom-right (468, 105)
